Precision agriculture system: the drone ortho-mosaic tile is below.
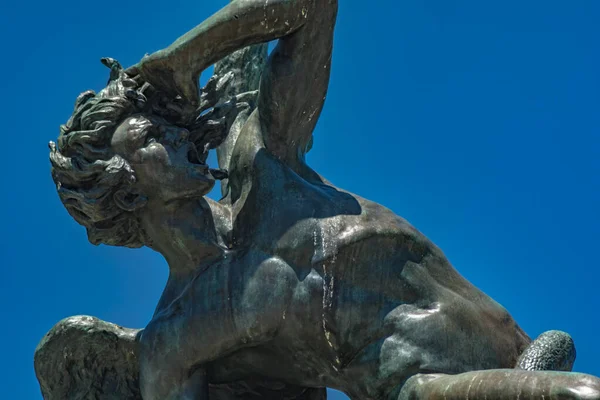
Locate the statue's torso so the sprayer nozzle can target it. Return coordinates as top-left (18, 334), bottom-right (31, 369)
top-left (194, 128), bottom-right (532, 392)
top-left (144, 122), bottom-right (530, 397)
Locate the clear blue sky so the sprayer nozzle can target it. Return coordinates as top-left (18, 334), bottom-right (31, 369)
top-left (1, 1), bottom-right (599, 398)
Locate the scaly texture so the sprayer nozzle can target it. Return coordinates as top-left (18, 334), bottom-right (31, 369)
top-left (517, 330), bottom-right (576, 372)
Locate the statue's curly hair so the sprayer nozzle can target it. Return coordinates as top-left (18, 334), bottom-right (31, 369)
top-left (50, 58), bottom-right (238, 248)
top-left (50, 59), bottom-right (152, 247)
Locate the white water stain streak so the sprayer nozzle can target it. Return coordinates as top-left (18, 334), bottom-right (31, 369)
top-left (315, 220), bottom-right (341, 369)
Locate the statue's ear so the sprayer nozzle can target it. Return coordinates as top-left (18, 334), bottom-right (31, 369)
top-left (114, 188), bottom-right (148, 212)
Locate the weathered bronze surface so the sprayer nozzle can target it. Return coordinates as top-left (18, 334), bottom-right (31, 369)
top-left (36, 1), bottom-right (600, 399)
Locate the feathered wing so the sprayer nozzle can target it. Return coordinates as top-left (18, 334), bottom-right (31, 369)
top-left (34, 316), bottom-right (142, 400)
top-left (212, 43), bottom-right (267, 197)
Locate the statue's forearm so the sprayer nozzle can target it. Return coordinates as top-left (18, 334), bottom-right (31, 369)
top-left (140, 0), bottom-right (312, 101)
top-left (169, 0), bottom-right (309, 68)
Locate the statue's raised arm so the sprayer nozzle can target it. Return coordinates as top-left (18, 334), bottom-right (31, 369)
top-left (138, 0), bottom-right (337, 166)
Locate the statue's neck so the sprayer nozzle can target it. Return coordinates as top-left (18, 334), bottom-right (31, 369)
top-left (140, 197), bottom-right (232, 315)
top-left (141, 197), bottom-right (232, 276)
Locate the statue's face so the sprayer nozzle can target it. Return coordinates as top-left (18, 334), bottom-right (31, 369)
top-left (111, 114), bottom-right (215, 204)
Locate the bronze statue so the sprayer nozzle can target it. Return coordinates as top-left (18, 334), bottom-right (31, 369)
top-left (36, 0), bottom-right (600, 399)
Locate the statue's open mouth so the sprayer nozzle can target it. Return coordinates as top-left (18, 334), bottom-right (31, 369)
top-left (186, 141), bottom-right (228, 180)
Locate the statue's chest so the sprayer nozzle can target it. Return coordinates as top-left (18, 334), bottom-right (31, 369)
top-left (234, 183), bottom-right (411, 275)
top-left (232, 166), bottom-right (364, 262)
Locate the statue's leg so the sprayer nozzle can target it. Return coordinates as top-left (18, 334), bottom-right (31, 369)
top-left (392, 330), bottom-right (597, 399)
top-left (396, 369), bottom-right (600, 400)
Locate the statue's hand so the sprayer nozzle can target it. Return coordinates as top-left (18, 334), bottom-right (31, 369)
top-left (137, 49), bottom-right (201, 106)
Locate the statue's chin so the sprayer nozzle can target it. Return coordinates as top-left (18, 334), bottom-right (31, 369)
top-left (163, 171), bottom-right (216, 204)
top-left (189, 166), bottom-right (216, 191)
top-left (165, 191), bottom-right (210, 205)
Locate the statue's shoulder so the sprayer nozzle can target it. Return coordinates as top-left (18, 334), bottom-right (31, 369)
top-left (306, 190), bottom-right (440, 264)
